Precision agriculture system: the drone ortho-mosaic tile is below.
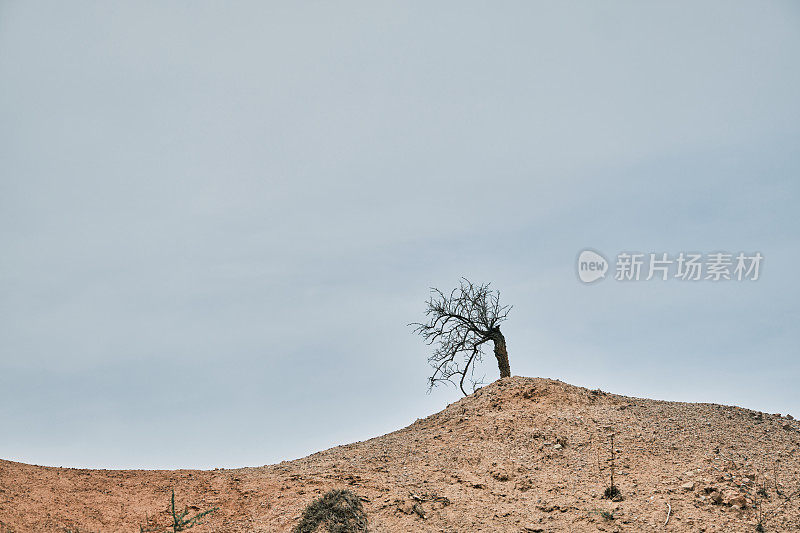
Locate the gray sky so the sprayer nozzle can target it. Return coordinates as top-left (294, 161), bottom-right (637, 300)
top-left (1, 1), bottom-right (798, 469)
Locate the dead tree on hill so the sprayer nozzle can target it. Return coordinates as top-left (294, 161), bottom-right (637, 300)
top-left (411, 278), bottom-right (512, 396)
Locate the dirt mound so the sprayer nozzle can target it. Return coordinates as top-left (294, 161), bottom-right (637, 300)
top-left (1, 377), bottom-right (799, 532)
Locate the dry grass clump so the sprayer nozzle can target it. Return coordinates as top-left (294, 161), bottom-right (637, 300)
top-left (294, 489), bottom-right (368, 533)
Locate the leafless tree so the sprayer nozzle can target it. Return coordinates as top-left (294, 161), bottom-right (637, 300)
top-left (411, 278), bottom-right (512, 396)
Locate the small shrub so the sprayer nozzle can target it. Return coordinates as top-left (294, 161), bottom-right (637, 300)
top-left (603, 485), bottom-right (621, 501)
top-left (294, 489), bottom-right (368, 533)
top-left (601, 433), bottom-right (622, 501)
top-left (140, 490), bottom-right (218, 533)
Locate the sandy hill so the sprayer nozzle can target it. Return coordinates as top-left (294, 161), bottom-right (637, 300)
top-left (1, 377), bottom-right (799, 532)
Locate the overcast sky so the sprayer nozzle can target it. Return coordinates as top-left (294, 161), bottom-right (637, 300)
top-left (1, 2), bottom-right (799, 469)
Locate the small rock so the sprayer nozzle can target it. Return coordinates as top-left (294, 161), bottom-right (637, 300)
top-left (491, 470), bottom-right (511, 482)
top-left (728, 495), bottom-right (747, 509)
top-left (681, 481), bottom-right (695, 491)
top-left (522, 387), bottom-right (537, 399)
top-left (515, 477), bottom-right (534, 492)
top-left (553, 443), bottom-right (563, 450)
top-left (710, 491), bottom-right (723, 504)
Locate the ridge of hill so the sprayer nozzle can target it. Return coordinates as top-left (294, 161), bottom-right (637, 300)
top-left (1, 376), bottom-right (799, 532)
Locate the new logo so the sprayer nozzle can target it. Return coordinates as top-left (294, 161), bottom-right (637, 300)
top-left (577, 249), bottom-right (608, 283)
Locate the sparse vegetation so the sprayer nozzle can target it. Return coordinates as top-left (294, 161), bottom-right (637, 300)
top-left (294, 489), bottom-right (368, 533)
top-left (601, 433), bottom-right (622, 501)
top-left (603, 485), bottom-right (621, 500)
top-left (753, 486), bottom-right (800, 532)
top-left (4, 377), bottom-right (800, 531)
top-left (139, 490), bottom-right (218, 533)
top-left (710, 448), bottom-right (800, 532)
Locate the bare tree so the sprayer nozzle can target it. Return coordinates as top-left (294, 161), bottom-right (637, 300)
top-left (411, 278), bottom-right (512, 395)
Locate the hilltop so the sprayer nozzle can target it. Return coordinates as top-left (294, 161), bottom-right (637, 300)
top-left (1, 377), bottom-right (799, 532)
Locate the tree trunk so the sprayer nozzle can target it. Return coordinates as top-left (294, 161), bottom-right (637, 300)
top-left (491, 329), bottom-right (511, 378)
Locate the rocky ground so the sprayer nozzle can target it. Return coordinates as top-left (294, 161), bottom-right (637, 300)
top-left (1, 376), bottom-right (799, 532)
